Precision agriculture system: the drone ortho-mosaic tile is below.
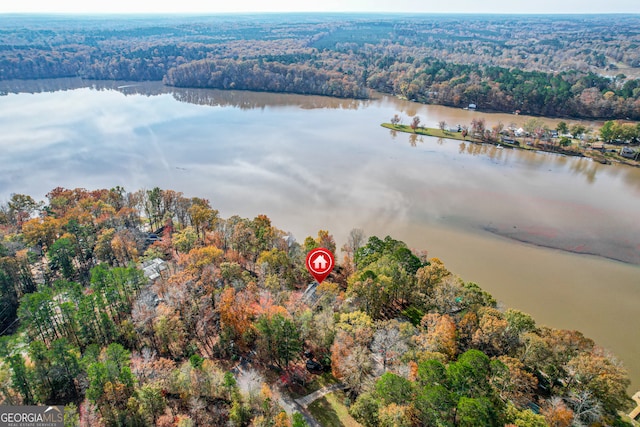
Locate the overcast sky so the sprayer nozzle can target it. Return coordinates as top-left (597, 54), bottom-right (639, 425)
top-left (2, 0), bottom-right (639, 14)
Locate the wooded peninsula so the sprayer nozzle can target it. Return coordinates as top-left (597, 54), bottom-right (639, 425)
top-left (1, 14), bottom-right (640, 120)
top-left (0, 187), bottom-right (634, 426)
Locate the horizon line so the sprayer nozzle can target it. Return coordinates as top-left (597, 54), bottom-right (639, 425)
top-left (2, 11), bottom-right (640, 16)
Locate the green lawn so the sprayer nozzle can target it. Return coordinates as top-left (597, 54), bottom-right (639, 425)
top-left (307, 391), bottom-right (362, 427)
top-left (287, 372), bottom-right (339, 399)
top-left (381, 123), bottom-right (481, 143)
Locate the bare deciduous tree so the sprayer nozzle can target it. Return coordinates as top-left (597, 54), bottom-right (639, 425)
top-left (372, 320), bottom-right (408, 372)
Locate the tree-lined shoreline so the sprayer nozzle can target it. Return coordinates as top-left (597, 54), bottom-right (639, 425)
top-left (2, 14), bottom-right (640, 120)
top-left (382, 116), bottom-right (640, 168)
top-left (0, 186), bottom-right (634, 426)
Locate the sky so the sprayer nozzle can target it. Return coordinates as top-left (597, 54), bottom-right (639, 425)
top-left (1, 0), bottom-right (639, 14)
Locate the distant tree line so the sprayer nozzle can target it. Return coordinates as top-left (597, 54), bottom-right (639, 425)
top-left (163, 58), bottom-right (369, 99)
top-left (370, 60), bottom-right (640, 120)
top-left (2, 15), bottom-right (640, 118)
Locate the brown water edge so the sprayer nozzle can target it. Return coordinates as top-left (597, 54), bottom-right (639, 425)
top-left (483, 224), bottom-right (640, 265)
top-left (356, 220), bottom-right (640, 393)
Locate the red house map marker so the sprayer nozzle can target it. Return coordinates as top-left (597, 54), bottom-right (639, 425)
top-left (306, 247), bottom-right (335, 284)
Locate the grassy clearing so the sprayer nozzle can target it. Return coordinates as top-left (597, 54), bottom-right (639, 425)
top-left (286, 372), bottom-right (339, 399)
top-left (381, 123), bottom-right (481, 143)
top-left (307, 391), bottom-right (362, 427)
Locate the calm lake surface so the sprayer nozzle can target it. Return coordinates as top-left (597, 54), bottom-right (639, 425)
top-left (1, 79), bottom-right (639, 390)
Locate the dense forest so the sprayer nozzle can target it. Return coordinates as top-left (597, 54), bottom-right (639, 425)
top-left (0, 186), bottom-right (633, 426)
top-left (1, 14), bottom-right (640, 119)
top-left (163, 59), bottom-right (368, 98)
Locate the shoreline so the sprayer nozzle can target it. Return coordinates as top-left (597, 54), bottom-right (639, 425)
top-left (3, 76), bottom-right (640, 123)
top-left (381, 123), bottom-right (640, 168)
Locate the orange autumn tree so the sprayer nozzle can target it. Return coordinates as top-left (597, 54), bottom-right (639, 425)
top-left (415, 313), bottom-right (458, 360)
top-left (541, 397), bottom-right (574, 427)
top-left (218, 286), bottom-right (257, 351)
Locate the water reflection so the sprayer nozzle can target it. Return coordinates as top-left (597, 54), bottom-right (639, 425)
top-left (0, 78), bottom-right (368, 111)
top-left (0, 77), bottom-right (94, 95)
top-left (0, 79), bottom-right (605, 130)
top-left (170, 87), bottom-right (368, 110)
top-left (408, 134), bottom-right (420, 147)
top-left (449, 137), bottom-right (615, 185)
top-left (1, 82), bottom-right (639, 389)
top-left (457, 140), bottom-right (511, 159)
top-left (569, 158), bottom-right (599, 184)
top-left (1, 79), bottom-right (638, 192)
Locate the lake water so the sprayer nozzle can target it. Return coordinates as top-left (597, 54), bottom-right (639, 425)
top-left (1, 79), bottom-right (639, 391)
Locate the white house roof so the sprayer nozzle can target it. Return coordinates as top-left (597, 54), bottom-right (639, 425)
top-left (141, 258), bottom-right (167, 281)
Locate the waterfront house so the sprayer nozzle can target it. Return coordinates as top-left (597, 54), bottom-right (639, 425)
top-left (621, 146), bottom-right (638, 159)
